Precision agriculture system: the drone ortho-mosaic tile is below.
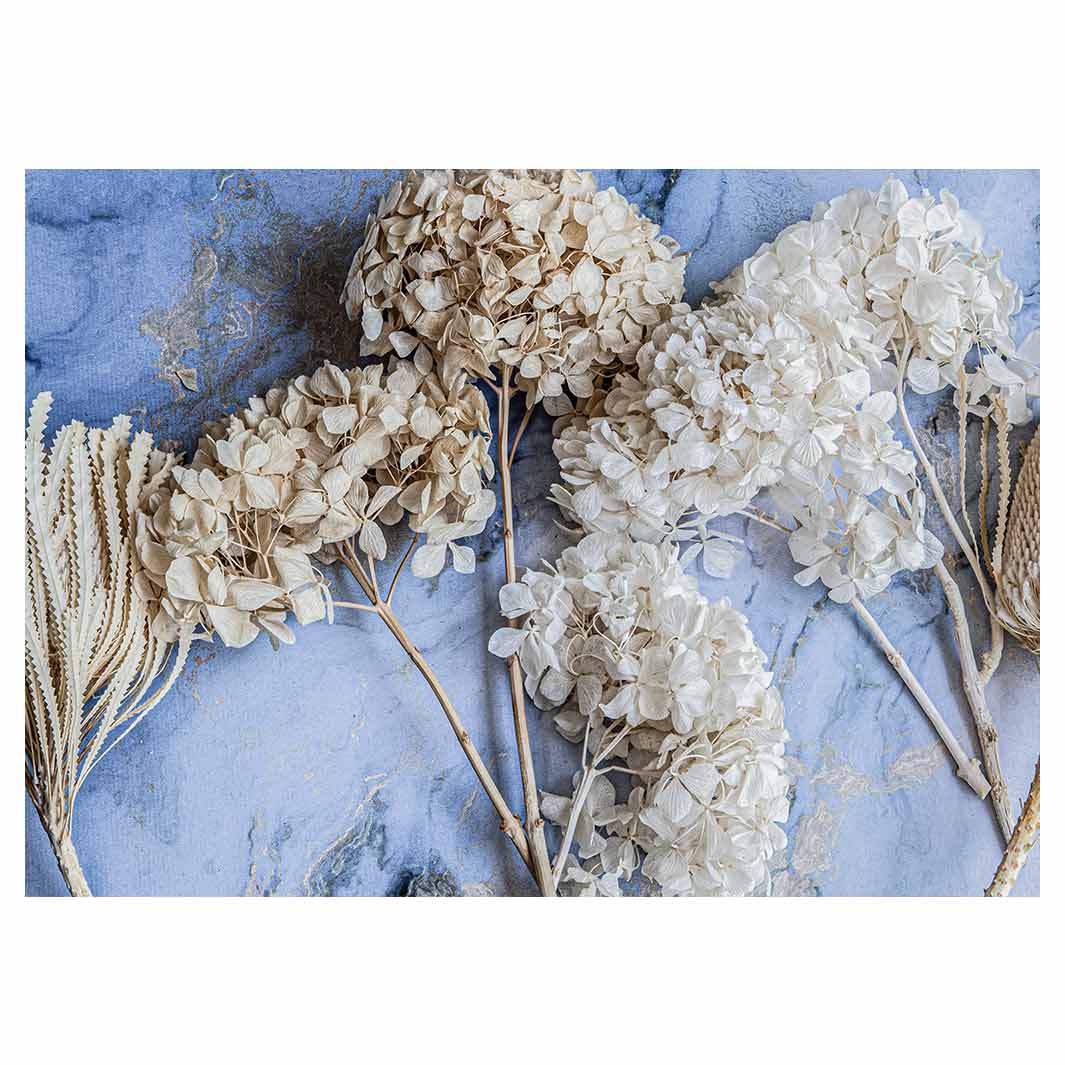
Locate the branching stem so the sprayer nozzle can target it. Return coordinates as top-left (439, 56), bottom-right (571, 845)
top-left (509, 398), bottom-right (535, 466)
top-left (892, 388), bottom-right (1014, 839)
top-left (497, 367), bottom-right (557, 896)
top-left (729, 505), bottom-right (988, 800)
top-left (387, 534), bottom-right (419, 605)
top-left (934, 560), bottom-right (1014, 839)
top-left (336, 552), bottom-right (533, 875)
top-left (551, 722), bottom-right (631, 887)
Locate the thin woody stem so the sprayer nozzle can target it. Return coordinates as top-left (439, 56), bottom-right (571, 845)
top-left (741, 506), bottom-right (794, 534)
top-left (337, 556), bottom-right (533, 875)
top-left (890, 344), bottom-right (1015, 831)
top-left (895, 346), bottom-right (997, 613)
top-left (552, 768), bottom-right (599, 887)
top-left (331, 600), bottom-right (377, 613)
top-left (374, 602), bottom-right (533, 874)
top-left (551, 722), bottom-right (631, 887)
top-left (509, 398), bottom-right (535, 466)
top-left (851, 597), bottom-right (990, 798)
top-left (387, 534), bottom-right (419, 605)
top-left (734, 506), bottom-right (986, 799)
top-left (933, 559), bottom-right (1014, 840)
top-left (497, 368), bottom-right (557, 897)
top-left (899, 484), bottom-right (1013, 839)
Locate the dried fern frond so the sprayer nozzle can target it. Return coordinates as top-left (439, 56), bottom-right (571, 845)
top-left (25, 393), bottom-right (193, 895)
top-left (996, 427), bottom-right (1039, 653)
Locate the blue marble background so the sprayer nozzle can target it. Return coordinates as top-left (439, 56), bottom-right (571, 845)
top-left (25, 170), bottom-right (1040, 896)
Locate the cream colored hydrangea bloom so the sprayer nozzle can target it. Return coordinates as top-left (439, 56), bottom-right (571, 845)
top-left (135, 358), bottom-right (495, 648)
top-left (342, 169), bottom-right (688, 411)
top-left (488, 532), bottom-right (791, 897)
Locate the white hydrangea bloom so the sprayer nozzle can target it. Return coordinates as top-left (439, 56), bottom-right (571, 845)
top-left (489, 532), bottom-right (791, 897)
top-left (720, 177), bottom-right (1035, 424)
top-left (550, 295), bottom-right (942, 601)
top-left (136, 358), bottom-right (494, 649)
top-left (550, 177), bottom-right (1037, 604)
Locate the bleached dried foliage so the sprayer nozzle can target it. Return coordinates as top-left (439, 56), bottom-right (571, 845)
top-left (342, 169), bottom-right (687, 411)
top-left (25, 394), bottom-right (193, 895)
top-left (489, 532), bottom-right (790, 896)
top-left (135, 358), bottom-right (495, 648)
top-left (996, 426), bottom-right (1039, 652)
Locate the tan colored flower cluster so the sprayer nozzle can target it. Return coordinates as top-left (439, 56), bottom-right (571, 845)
top-left (135, 358), bottom-right (495, 649)
top-left (342, 169), bottom-right (688, 412)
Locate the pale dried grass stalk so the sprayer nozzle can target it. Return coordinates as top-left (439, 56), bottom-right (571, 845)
top-left (25, 394), bottom-right (193, 895)
top-left (986, 760), bottom-right (1039, 896)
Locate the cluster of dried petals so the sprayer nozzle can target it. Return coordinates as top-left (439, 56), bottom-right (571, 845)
top-left (342, 169), bottom-right (688, 411)
top-left (550, 291), bottom-right (943, 601)
top-left (719, 178), bottom-right (1038, 424)
top-left (135, 358), bottom-right (495, 649)
top-left (549, 177), bottom-right (1037, 603)
top-left (488, 532), bottom-right (791, 896)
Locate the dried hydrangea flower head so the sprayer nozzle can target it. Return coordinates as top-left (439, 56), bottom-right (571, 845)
top-left (550, 177), bottom-right (1033, 838)
top-left (489, 531), bottom-right (791, 896)
top-left (342, 169), bottom-right (688, 411)
top-left (551, 293), bottom-right (943, 602)
top-left (719, 177), bottom-right (1037, 424)
top-left (135, 358), bottom-right (495, 648)
top-left (26, 394), bottom-right (194, 894)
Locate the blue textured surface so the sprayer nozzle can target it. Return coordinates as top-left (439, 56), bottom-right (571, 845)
top-left (25, 170), bottom-right (1040, 896)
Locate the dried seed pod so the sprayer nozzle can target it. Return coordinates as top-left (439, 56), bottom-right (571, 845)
top-left (997, 427), bottom-right (1039, 652)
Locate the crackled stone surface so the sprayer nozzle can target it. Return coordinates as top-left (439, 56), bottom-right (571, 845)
top-left (25, 169), bottom-right (1040, 896)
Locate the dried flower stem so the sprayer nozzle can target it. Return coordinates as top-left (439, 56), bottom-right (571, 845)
top-left (48, 831), bottom-right (91, 897)
top-left (509, 401), bottom-right (535, 466)
top-left (552, 768), bottom-right (600, 887)
top-left (334, 551), bottom-right (533, 874)
top-left (895, 348), bottom-right (1012, 835)
top-left (895, 347), bottom-right (996, 610)
top-left (551, 722), bottom-right (630, 887)
top-left (934, 560), bottom-right (1013, 839)
top-left (497, 368), bottom-right (557, 896)
top-left (986, 760), bottom-right (1039, 896)
top-left (850, 597), bottom-right (990, 798)
top-left (375, 603), bottom-right (533, 872)
top-left (743, 507), bottom-right (987, 795)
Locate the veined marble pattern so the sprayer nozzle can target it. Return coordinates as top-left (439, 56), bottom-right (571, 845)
top-left (25, 170), bottom-right (1040, 896)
